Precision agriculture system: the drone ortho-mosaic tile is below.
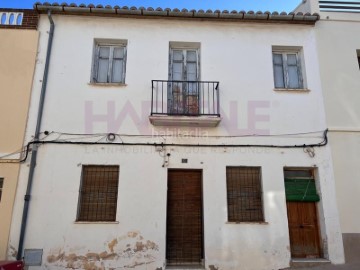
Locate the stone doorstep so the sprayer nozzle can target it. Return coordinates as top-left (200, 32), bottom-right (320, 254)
top-left (166, 266), bottom-right (205, 270)
top-left (280, 258), bottom-right (331, 269)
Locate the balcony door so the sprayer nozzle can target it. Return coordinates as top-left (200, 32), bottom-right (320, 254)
top-left (168, 48), bottom-right (200, 115)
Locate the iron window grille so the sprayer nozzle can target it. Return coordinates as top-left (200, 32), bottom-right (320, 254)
top-left (226, 167), bottom-right (264, 222)
top-left (77, 165), bottom-right (119, 221)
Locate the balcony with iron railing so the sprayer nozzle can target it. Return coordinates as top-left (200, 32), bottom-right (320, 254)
top-left (149, 80), bottom-right (221, 127)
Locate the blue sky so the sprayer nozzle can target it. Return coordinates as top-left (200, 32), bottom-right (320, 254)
top-left (1, 0), bottom-right (303, 12)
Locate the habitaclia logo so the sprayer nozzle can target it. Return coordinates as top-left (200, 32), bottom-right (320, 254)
top-left (84, 100), bottom-right (271, 136)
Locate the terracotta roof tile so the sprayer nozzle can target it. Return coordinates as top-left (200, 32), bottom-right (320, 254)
top-left (33, 2), bottom-right (320, 24)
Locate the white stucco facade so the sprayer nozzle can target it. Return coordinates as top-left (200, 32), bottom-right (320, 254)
top-left (8, 8), bottom-right (345, 270)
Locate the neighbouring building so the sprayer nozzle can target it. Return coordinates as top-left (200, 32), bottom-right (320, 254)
top-left (295, 0), bottom-right (360, 264)
top-left (0, 9), bottom-right (39, 260)
top-left (8, 2), bottom-right (345, 270)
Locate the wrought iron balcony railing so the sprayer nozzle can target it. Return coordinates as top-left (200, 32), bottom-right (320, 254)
top-left (151, 80), bottom-right (220, 117)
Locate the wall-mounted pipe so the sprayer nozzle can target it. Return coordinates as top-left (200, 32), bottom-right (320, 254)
top-left (17, 9), bottom-right (55, 260)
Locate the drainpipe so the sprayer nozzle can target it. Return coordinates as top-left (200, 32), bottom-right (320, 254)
top-left (17, 10), bottom-right (55, 260)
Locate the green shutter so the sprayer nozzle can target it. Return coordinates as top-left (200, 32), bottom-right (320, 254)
top-left (285, 178), bottom-right (320, 202)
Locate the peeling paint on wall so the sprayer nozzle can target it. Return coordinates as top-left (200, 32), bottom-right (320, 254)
top-left (8, 245), bottom-right (18, 259)
top-left (208, 265), bottom-right (220, 270)
top-left (108, 239), bottom-right (118, 253)
top-left (45, 231), bottom-right (160, 269)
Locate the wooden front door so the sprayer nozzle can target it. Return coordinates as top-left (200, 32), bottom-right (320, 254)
top-left (166, 170), bottom-right (203, 265)
top-left (286, 201), bottom-right (321, 258)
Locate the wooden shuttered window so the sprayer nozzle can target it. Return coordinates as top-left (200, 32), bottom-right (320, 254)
top-left (92, 44), bottom-right (126, 84)
top-left (77, 165), bottom-right (119, 222)
top-left (226, 167), bottom-right (264, 222)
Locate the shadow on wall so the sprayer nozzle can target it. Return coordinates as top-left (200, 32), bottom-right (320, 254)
top-left (343, 234), bottom-right (360, 263)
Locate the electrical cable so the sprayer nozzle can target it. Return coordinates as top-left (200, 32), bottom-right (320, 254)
top-left (48, 129), bottom-right (326, 138)
top-left (0, 147), bottom-right (26, 159)
top-left (12, 129), bottom-right (328, 164)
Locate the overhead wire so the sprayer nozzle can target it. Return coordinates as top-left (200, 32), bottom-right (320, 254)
top-left (4, 129), bottom-right (328, 164)
top-left (47, 129), bottom-right (326, 138)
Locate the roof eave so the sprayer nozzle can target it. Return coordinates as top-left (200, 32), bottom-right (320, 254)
top-left (33, 3), bottom-right (320, 24)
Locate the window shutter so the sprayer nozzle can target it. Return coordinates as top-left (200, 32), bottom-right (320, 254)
top-left (286, 54), bottom-right (300, 88)
top-left (111, 47), bottom-right (124, 83)
top-left (273, 53), bottom-right (285, 88)
top-left (186, 50), bottom-right (197, 81)
top-left (97, 47), bottom-right (110, 83)
top-left (171, 50), bottom-right (184, 81)
top-left (92, 46), bottom-right (100, 82)
top-left (296, 54), bottom-right (304, 88)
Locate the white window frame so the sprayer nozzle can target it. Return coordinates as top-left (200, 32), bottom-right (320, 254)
top-left (272, 49), bottom-right (305, 89)
top-left (91, 41), bottom-right (127, 84)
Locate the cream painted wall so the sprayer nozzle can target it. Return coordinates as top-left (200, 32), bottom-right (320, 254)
top-left (328, 133), bottom-right (360, 233)
top-left (8, 14), bottom-right (345, 269)
top-left (0, 29), bottom-right (39, 259)
top-left (0, 29), bottom-right (39, 154)
top-left (0, 165), bottom-right (21, 259)
top-left (294, 0), bottom-right (360, 235)
top-left (315, 17), bottom-right (360, 234)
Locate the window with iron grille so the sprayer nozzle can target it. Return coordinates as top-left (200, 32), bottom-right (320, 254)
top-left (91, 40), bottom-right (127, 84)
top-left (0, 178), bottom-right (3, 202)
top-left (272, 49), bottom-right (304, 89)
top-left (226, 167), bottom-right (264, 222)
top-left (77, 165), bottom-right (119, 221)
